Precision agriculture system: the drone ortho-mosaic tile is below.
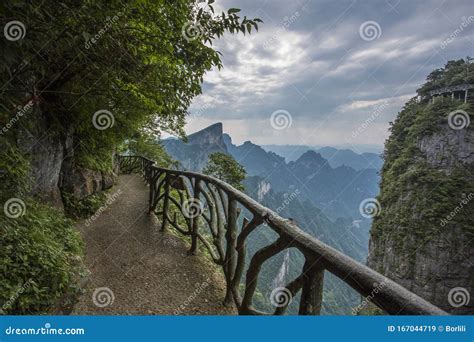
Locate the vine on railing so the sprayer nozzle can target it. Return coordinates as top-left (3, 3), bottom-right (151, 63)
top-left (118, 155), bottom-right (447, 316)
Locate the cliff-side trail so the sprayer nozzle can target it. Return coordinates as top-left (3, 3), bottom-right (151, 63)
top-left (72, 174), bottom-right (234, 315)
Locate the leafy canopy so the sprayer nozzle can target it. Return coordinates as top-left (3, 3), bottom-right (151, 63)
top-left (203, 152), bottom-right (246, 190)
top-left (1, 0), bottom-right (261, 169)
top-left (417, 57), bottom-right (473, 95)
top-left (123, 132), bottom-right (177, 168)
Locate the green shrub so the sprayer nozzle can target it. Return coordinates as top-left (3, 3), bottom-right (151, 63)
top-left (0, 143), bottom-right (29, 202)
top-left (62, 191), bottom-right (108, 219)
top-left (0, 201), bottom-right (85, 314)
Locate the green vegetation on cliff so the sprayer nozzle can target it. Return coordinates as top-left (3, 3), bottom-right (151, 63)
top-left (370, 58), bottom-right (473, 261)
top-left (0, 146), bottom-right (85, 314)
top-left (203, 152), bottom-right (246, 190)
top-left (418, 57), bottom-right (474, 95)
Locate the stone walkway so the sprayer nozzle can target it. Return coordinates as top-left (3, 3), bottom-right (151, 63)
top-left (72, 174), bottom-right (234, 315)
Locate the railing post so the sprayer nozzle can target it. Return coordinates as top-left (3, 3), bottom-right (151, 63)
top-left (189, 179), bottom-right (201, 255)
top-left (161, 174), bottom-right (170, 231)
top-left (224, 198), bottom-right (238, 306)
top-left (299, 256), bottom-right (325, 315)
top-left (148, 170), bottom-right (155, 213)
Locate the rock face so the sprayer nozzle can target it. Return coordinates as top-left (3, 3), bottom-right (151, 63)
top-left (367, 101), bottom-right (473, 314)
top-left (21, 130), bottom-right (65, 210)
top-left (188, 122), bottom-right (226, 148)
top-left (18, 108), bottom-right (116, 210)
top-left (162, 122), bottom-right (227, 171)
top-left (417, 125), bottom-right (473, 173)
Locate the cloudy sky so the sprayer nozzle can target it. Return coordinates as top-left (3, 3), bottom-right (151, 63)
top-left (181, 0), bottom-right (474, 152)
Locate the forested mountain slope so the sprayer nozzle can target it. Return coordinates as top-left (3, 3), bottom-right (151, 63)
top-left (368, 59), bottom-right (474, 314)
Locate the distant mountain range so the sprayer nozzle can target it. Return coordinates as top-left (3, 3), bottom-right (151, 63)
top-left (162, 122), bottom-right (381, 314)
top-left (224, 134), bottom-right (380, 220)
top-left (262, 145), bottom-right (383, 171)
top-left (162, 123), bottom-right (381, 220)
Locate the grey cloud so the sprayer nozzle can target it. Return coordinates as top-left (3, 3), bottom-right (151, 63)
top-left (185, 0), bottom-right (474, 148)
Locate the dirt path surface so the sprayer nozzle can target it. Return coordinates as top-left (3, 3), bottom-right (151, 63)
top-left (73, 174), bottom-right (235, 315)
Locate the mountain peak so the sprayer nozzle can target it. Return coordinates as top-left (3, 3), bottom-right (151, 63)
top-left (187, 122), bottom-right (224, 146)
top-left (297, 150), bottom-right (326, 163)
top-left (162, 122), bottom-right (226, 171)
top-left (290, 150), bottom-right (330, 174)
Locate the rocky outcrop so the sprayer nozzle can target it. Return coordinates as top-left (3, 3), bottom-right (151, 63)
top-left (17, 108), bottom-right (117, 210)
top-left (417, 124), bottom-right (473, 174)
top-left (16, 107), bottom-right (65, 209)
top-left (60, 168), bottom-right (109, 199)
top-left (59, 147), bottom-right (117, 205)
top-left (162, 122), bottom-right (227, 171)
top-left (368, 101), bottom-right (473, 314)
top-left (188, 122), bottom-right (226, 148)
top-left (23, 130), bottom-right (65, 210)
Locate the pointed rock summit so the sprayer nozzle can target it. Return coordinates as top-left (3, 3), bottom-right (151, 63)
top-left (162, 123), bottom-right (227, 171)
top-left (188, 122), bottom-right (225, 148)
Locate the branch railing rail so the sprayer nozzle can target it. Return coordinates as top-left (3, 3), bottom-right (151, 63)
top-left (118, 155), bottom-right (447, 316)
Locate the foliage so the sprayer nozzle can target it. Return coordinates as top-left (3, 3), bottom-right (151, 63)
top-left (203, 152), bottom-right (246, 190)
top-left (0, 1), bottom-right (261, 171)
top-left (371, 59), bottom-right (474, 261)
top-left (0, 1), bottom-right (260, 314)
top-left (356, 303), bottom-right (385, 316)
top-left (0, 202), bottom-right (85, 314)
top-left (62, 191), bottom-right (108, 219)
top-left (417, 57), bottom-right (473, 95)
top-left (122, 132), bottom-right (177, 168)
top-left (0, 143), bottom-right (29, 201)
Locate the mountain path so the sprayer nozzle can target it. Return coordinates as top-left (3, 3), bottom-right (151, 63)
top-left (72, 174), bottom-right (235, 315)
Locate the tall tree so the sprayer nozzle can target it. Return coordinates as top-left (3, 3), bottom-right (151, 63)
top-left (0, 0), bottom-right (260, 199)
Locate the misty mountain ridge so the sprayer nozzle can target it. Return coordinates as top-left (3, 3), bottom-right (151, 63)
top-left (161, 122), bottom-right (380, 314)
top-left (223, 133), bottom-right (380, 220)
top-left (262, 144), bottom-right (383, 171)
top-left (162, 123), bottom-right (380, 220)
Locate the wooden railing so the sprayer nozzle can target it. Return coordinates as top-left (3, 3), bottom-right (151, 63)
top-left (118, 155), bottom-right (447, 315)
